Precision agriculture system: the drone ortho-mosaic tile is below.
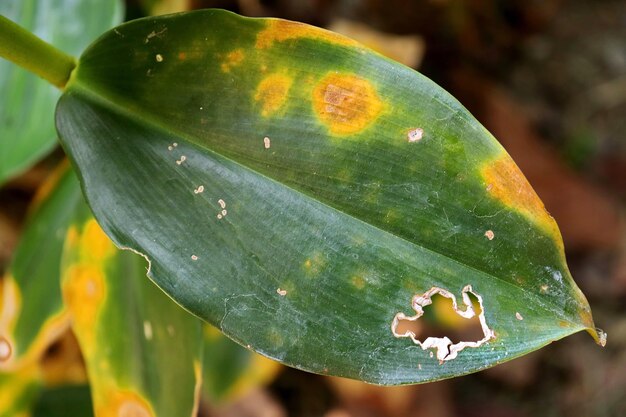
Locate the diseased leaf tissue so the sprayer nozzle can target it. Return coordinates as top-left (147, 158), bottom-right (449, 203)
top-left (49, 9), bottom-right (604, 384)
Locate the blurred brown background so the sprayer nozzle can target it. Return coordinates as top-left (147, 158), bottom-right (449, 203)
top-left (2, 0), bottom-right (625, 416)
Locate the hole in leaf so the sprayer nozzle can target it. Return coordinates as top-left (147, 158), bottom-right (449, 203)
top-left (395, 294), bottom-right (484, 344)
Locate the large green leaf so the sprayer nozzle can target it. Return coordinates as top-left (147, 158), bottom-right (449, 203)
top-left (55, 9), bottom-right (603, 384)
top-left (61, 211), bottom-right (203, 416)
top-left (0, 0), bottom-right (123, 184)
top-left (0, 162), bottom-right (81, 371)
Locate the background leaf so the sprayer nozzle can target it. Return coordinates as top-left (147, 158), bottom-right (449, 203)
top-left (61, 210), bottom-right (203, 417)
top-left (202, 325), bottom-right (281, 403)
top-left (0, 362), bottom-right (41, 417)
top-left (32, 385), bottom-right (93, 417)
top-left (0, 162), bottom-right (81, 371)
top-left (0, 0), bottom-right (123, 184)
top-left (56, 9), bottom-right (601, 384)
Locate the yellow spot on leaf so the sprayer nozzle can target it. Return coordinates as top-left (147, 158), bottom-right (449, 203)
top-left (220, 48), bottom-right (245, 73)
top-left (481, 154), bottom-right (563, 249)
top-left (313, 73), bottom-right (382, 135)
top-left (254, 73), bottom-right (293, 117)
top-left (97, 390), bottom-right (155, 417)
top-left (351, 275), bottom-right (365, 289)
top-left (80, 220), bottom-right (115, 263)
top-left (256, 19), bottom-right (359, 49)
top-left (62, 264), bottom-right (106, 355)
top-left (303, 253), bottom-right (326, 276)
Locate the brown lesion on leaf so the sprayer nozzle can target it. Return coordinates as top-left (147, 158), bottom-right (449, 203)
top-left (392, 285), bottom-right (495, 362)
top-left (313, 73), bottom-right (383, 135)
top-left (256, 19), bottom-right (360, 49)
top-left (254, 73), bottom-right (293, 117)
top-left (481, 154), bottom-right (563, 251)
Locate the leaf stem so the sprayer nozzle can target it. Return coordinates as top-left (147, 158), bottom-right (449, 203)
top-left (0, 15), bottom-right (76, 89)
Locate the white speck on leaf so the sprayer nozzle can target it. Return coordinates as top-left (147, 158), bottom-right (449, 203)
top-left (264, 136), bottom-right (271, 149)
top-left (176, 155), bottom-right (186, 165)
top-left (194, 185), bottom-right (204, 194)
top-left (143, 321), bottom-right (153, 340)
top-left (516, 312), bottom-right (523, 320)
top-left (0, 338), bottom-right (11, 361)
top-left (277, 288), bottom-right (287, 296)
top-left (218, 199), bottom-right (226, 209)
top-left (408, 128), bottom-right (424, 142)
top-left (485, 230), bottom-right (495, 240)
top-left (191, 255), bottom-right (198, 261)
top-left (155, 53), bottom-right (164, 62)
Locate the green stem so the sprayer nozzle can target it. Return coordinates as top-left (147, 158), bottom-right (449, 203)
top-left (0, 15), bottom-right (76, 89)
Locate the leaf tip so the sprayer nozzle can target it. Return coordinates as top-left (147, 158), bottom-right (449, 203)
top-left (588, 327), bottom-right (607, 347)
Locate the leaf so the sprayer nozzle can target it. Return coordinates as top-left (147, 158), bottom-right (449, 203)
top-left (55, 9), bottom-right (603, 384)
top-left (33, 385), bottom-right (93, 417)
top-left (202, 325), bottom-right (281, 403)
top-left (0, 362), bottom-right (41, 417)
top-left (61, 211), bottom-right (203, 416)
top-left (0, 162), bottom-right (81, 371)
top-left (0, 0), bottom-right (123, 185)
